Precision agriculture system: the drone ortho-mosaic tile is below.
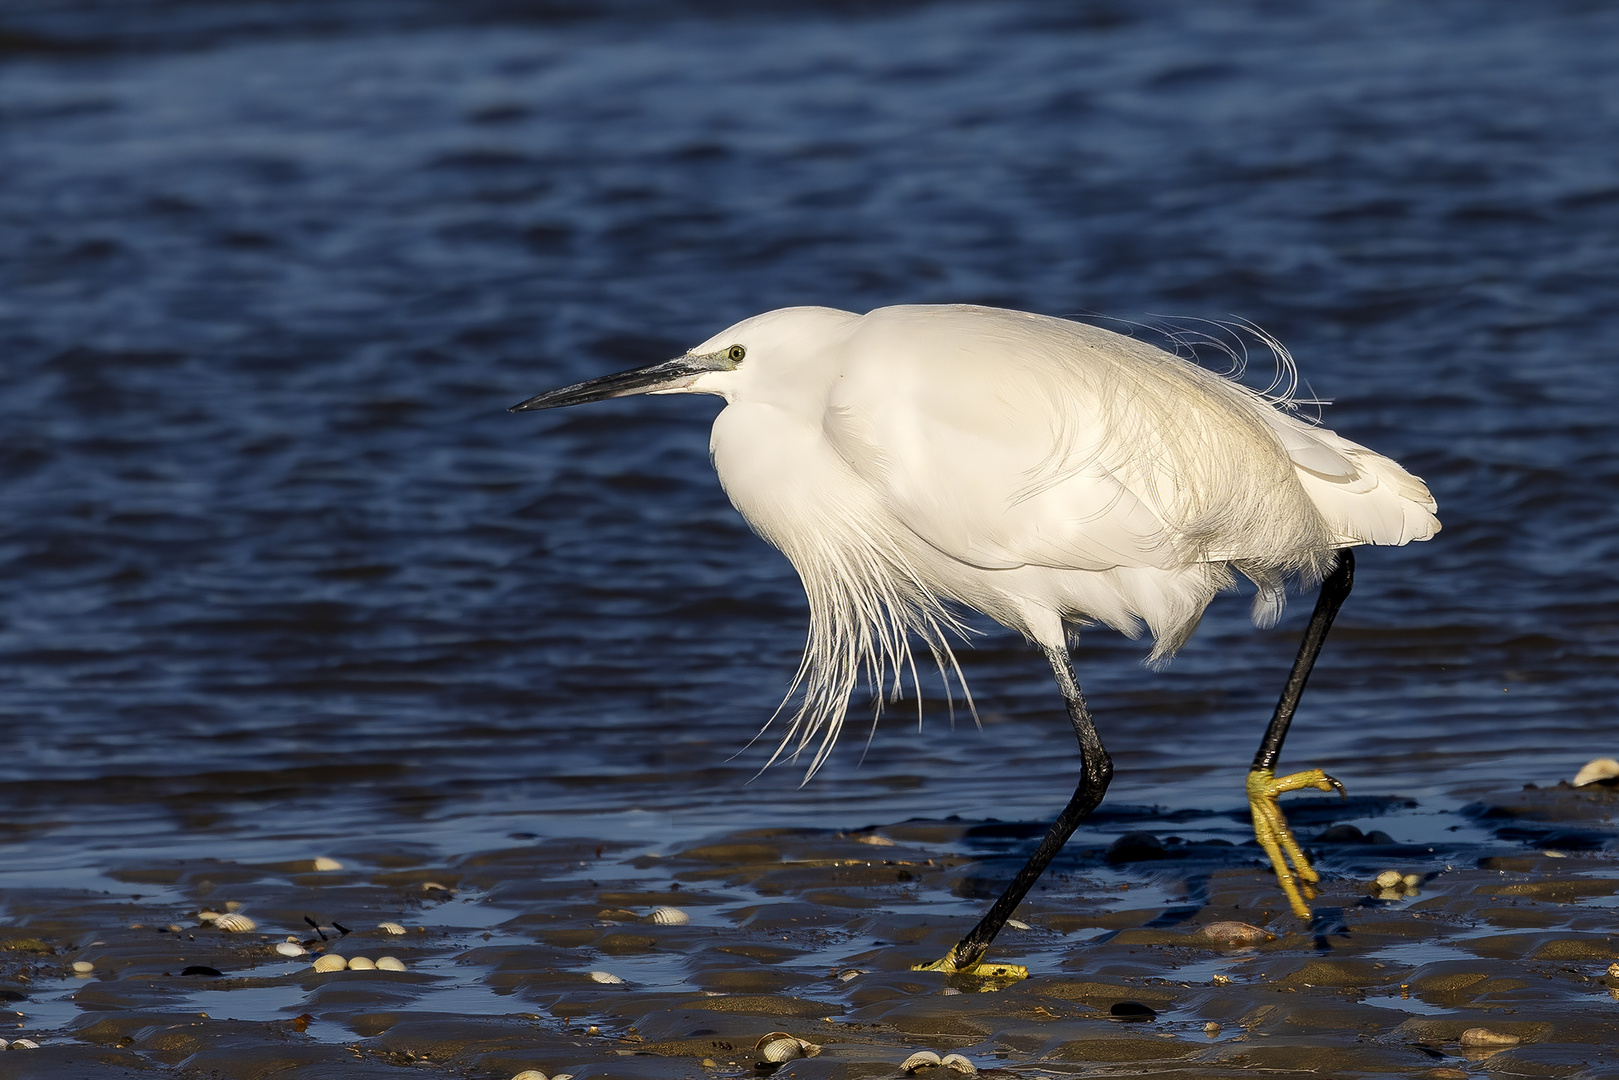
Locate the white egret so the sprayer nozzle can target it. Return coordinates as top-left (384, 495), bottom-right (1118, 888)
top-left (512, 305), bottom-right (1439, 978)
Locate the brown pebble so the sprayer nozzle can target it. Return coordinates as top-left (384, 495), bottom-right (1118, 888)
top-left (1201, 921), bottom-right (1273, 945)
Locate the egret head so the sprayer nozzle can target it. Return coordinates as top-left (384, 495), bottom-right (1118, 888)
top-left (509, 306), bottom-right (858, 413)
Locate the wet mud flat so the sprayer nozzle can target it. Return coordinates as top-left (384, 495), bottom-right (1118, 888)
top-left (0, 785), bottom-right (1615, 1079)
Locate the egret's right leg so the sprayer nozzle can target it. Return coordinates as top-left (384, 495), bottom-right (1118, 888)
top-left (915, 645), bottom-right (1112, 979)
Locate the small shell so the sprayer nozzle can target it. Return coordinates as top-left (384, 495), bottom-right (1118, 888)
top-left (645, 906), bottom-right (689, 926)
top-left (551, 1074), bottom-right (575, 1080)
top-left (377, 921), bottom-right (406, 935)
top-left (1401, 873), bottom-right (1424, 888)
top-left (759, 1038), bottom-right (805, 1063)
top-left (1459, 1028), bottom-right (1520, 1047)
top-left (71, 960), bottom-right (94, 974)
top-left (1374, 870), bottom-right (1403, 889)
top-left (588, 970), bottom-right (624, 984)
top-left (939, 1054), bottom-right (977, 1074)
top-left (510, 1072), bottom-right (548, 1080)
top-left (1573, 758), bottom-right (1619, 787)
top-left (0, 1038), bottom-right (7, 1049)
top-left (275, 941), bottom-right (307, 957)
top-left (940, 987), bottom-right (962, 996)
top-left (312, 954), bottom-right (347, 973)
top-left (902, 1050), bottom-right (942, 1072)
top-left (375, 956), bottom-right (406, 971)
top-left (346, 956), bottom-right (376, 971)
top-left (837, 968), bottom-right (868, 982)
top-left (196, 910), bottom-right (221, 923)
top-left (11, 1038), bottom-right (38, 1049)
top-left (1005, 918), bottom-right (1031, 930)
top-left (853, 833), bottom-right (896, 846)
top-left (1203, 1021), bottom-right (1221, 1036)
top-left (1201, 921), bottom-right (1273, 945)
top-left (214, 913), bottom-right (257, 933)
top-left (312, 857), bottom-right (344, 871)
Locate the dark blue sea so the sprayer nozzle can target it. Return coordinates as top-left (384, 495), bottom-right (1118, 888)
top-left (1, 0), bottom-right (1615, 886)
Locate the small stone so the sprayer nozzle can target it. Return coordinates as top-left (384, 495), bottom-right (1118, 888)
top-left (1211, 974), bottom-right (1231, 986)
top-left (312, 857), bottom-right (344, 871)
top-left (312, 954), bottom-right (347, 973)
top-left (1106, 831), bottom-right (1167, 863)
top-left (1374, 870), bottom-right (1402, 889)
top-left (71, 961), bottom-right (93, 974)
top-left (375, 956), bottom-right (406, 971)
top-left (1606, 962), bottom-right (1619, 978)
top-left (1459, 1028), bottom-right (1520, 1047)
top-left (1201, 921), bottom-right (1272, 945)
top-left (1109, 1001), bottom-right (1156, 1021)
top-left (1402, 873), bottom-right (1423, 888)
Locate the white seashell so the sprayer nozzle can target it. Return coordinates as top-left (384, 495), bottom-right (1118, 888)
top-left (1459, 1028), bottom-right (1520, 1047)
top-left (646, 906), bottom-right (689, 925)
top-left (588, 970), bottom-right (624, 984)
top-left (377, 921), bottom-right (406, 935)
top-left (312, 857), bottom-right (344, 871)
top-left (1573, 758), bottom-right (1619, 787)
top-left (901, 1050), bottom-right (942, 1072)
top-left (214, 913), bottom-right (257, 933)
top-left (375, 956), bottom-right (406, 971)
top-left (346, 956), bottom-right (376, 970)
top-left (312, 954), bottom-right (347, 972)
top-left (71, 960), bottom-right (94, 974)
top-left (1005, 918), bottom-right (1031, 930)
top-left (1374, 870), bottom-right (1402, 889)
top-left (510, 1071), bottom-right (548, 1080)
top-left (0, 1038), bottom-right (7, 1049)
top-left (940, 987), bottom-right (962, 996)
top-left (760, 1038), bottom-right (805, 1063)
top-left (275, 941), bottom-right (307, 958)
top-left (11, 1038), bottom-right (38, 1049)
top-left (940, 1054), bottom-right (977, 1074)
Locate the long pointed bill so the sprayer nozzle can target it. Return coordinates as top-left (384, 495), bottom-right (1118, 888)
top-left (509, 351), bottom-right (731, 412)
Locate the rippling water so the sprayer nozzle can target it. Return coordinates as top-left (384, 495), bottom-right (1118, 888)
top-left (0, 0), bottom-right (1615, 876)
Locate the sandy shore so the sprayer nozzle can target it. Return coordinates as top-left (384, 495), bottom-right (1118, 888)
top-left (0, 783), bottom-right (1614, 1079)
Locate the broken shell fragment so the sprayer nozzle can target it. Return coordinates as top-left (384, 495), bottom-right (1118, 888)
top-left (645, 906), bottom-right (689, 925)
top-left (375, 956), bottom-right (406, 971)
top-left (346, 956), bottom-right (376, 971)
top-left (588, 970), bottom-right (624, 984)
top-left (214, 913), bottom-right (257, 933)
top-left (1005, 918), bottom-right (1031, 930)
top-left (901, 1050), bottom-right (942, 1072)
top-left (1460, 1028), bottom-right (1521, 1047)
top-left (312, 856), bottom-right (344, 871)
top-left (312, 954), bottom-right (347, 973)
top-left (377, 921), bottom-right (406, 935)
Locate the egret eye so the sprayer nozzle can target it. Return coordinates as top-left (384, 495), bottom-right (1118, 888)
top-left (727, 344), bottom-right (747, 363)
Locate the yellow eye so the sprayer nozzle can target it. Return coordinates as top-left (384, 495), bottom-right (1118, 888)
top-left (727, 344), bottom-right (746, 363)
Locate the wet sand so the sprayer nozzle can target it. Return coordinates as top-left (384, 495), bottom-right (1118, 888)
top-left (0, 784), bottom-right (1614, 1078)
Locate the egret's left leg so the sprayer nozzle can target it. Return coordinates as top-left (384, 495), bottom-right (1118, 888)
top-left (915, 645), bottom-right (1111, 980)
top-left (1247, 550), bottom-right (1355, 919)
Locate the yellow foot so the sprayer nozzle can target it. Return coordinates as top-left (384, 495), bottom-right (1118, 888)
top-left (1246, 766), bottom-right (1345, 919)
top-left (912, 955), bottom-right (1028, 985)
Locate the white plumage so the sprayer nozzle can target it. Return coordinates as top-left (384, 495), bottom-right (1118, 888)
top-left (519, 304), bottom-right (1439, 776)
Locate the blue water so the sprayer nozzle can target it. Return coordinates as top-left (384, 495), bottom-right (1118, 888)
top-left (0, 0), bottom-right (1615, 873)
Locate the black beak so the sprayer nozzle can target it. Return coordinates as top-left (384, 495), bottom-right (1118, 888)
top-left (510, 353), bottom-right (724, 412)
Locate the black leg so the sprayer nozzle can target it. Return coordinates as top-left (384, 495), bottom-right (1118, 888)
top-left (1252, 549), bottom-right (1356, 774)
top-left (933, 645), bottom-right (1113, 973)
